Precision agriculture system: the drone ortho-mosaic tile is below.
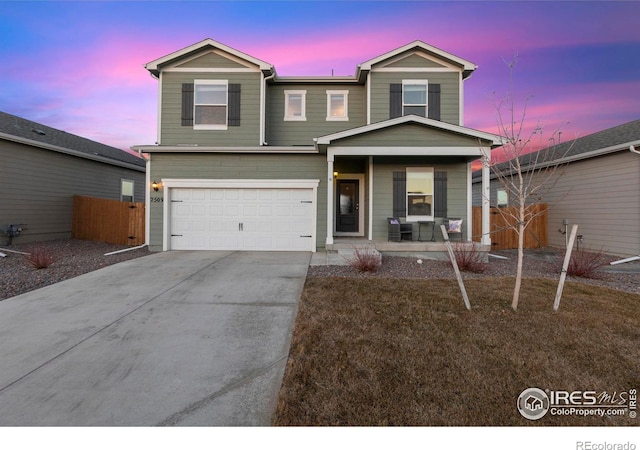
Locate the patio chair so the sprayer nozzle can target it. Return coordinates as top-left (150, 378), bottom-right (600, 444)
top-left (443, 218), bottom-right (463, 241)
top-left (387, 217), bottom-right (413, 242)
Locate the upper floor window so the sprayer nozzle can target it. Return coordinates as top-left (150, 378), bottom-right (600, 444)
top-left (284, 90), bottom-right (307, 121)
top-left (403, 80), bottom-right (428, 117)
top-left (406, 167), bottom-right (434, 221)
top-left (194, 80), bottom-right (228, 129)
top-left (326, 90), bottom-right (349, 121)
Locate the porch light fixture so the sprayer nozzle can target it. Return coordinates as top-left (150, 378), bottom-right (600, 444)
top-left (333, 171), bottom-right (339, 177)
top-left (152, 180), bottom-right (161, 192)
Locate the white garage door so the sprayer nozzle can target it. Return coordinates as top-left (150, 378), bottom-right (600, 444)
top-left (170, 187), bottom-right (314, 251)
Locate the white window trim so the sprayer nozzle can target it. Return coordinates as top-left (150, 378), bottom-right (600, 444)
top-left (121, 179), bottom-right (135, 202)
top-left (405, 166), bottom-right (434, 222)
top-left (326, 90), bottom-right (349, 121)
top-left (284, 90), bottom-right (307, 121)
top-left (194, 79), bottom-right (228, 130)
top-left (402, 79), bottom-right (428, 117)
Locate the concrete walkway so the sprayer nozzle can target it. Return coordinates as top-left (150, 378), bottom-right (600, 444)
top-left (0, 251), bottom-right (310, 426)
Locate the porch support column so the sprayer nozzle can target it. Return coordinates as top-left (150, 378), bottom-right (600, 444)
top-left (481, 154), bottom-right (491, 246)
top-left (326, 155), bottom-right (334, 247)
top-left (368, 156), bottom-right (373, 240)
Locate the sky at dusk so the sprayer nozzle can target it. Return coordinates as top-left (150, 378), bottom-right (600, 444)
top-left (1, 0), bottom-right (639, 154)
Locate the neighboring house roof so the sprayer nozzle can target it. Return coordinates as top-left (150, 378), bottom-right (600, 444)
top-left (472, 118), bottom-right (640, 182)
top-left (0, 111), bottom-right (145, 171)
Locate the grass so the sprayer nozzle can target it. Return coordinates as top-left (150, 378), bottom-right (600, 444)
top-left (561, 248), bottom-right (610, 278)
top-left (452, 241), bottom-right (487, 273)
top-left (343, 246), bottom-right (382, 273)
top-left (23, 244), bottom-right (58, 269)
top-left (273, 277), bottom-right (639, 426)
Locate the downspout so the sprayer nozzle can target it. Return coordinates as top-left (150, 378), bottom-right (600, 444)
top-left (610, 145), bottom-right (640, 265)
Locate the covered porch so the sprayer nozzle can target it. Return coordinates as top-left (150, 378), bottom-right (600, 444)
top-left (315, 116), bottom-right (502, 253)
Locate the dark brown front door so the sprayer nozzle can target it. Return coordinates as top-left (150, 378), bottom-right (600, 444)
top-left (336, 179), bottom-right (359, 233)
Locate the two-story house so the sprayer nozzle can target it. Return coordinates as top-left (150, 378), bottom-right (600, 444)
top-left (133, 39), bottom-right (501, 252)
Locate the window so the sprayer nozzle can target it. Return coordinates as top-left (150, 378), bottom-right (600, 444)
top-left (194, 80), bottom-right (228, 129)
top-left (406, 167), bottom-right (434, 221)
top-left (326, 90), bottom-right (348, 121)
top-left (403, 80), bottom-right (428, 117)
top-left (284, 90), bottom-right (307, 121)
top-left (497, 188), bottom-right (509, 207)
top-left (121, 179), bottom-right (134, 202)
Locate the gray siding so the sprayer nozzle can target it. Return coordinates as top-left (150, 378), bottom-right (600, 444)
top-left (148, 153), bottom-right (327, 251)
top-left (160, 72), bottom-right (262, 146)
top-left (332, 123), bottom-right (481, 147)
top-left (542, 152), bottom-right (640, 256)
top-left (385, 54), bottom-right (447, 69)
top-left (175, 51), bottom-right (248, 69)
top-left (371, 157), bottom-right (469, 240)
top-left (369, 71), bottom-right (460, 125)
top-left (472, 151), bottom-right (640, 257)
top-left (266, 84), bottom-right (366, 146)
top-left (0, 141), bottom-right (145, 243)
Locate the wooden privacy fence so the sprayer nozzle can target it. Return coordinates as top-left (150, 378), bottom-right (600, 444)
top-left (472, 204), bottom-right (548, 250)
top-left (72, 195), bottom-right (145, 246)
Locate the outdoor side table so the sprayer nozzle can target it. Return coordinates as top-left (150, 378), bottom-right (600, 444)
top-left (417, 220), bottom-right (435, 241)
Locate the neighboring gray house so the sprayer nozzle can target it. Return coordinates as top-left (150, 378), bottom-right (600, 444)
top-left (472, 119), bottom-right (640, 257)
top-left (0, 111), bottom-right (146, 244)
top-left (133, 39), bottom-right (502, 252)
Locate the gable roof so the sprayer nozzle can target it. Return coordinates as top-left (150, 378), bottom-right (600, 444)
top-left (315, 115), bottom-right (503, 149)
top-left (144, 38), bottom-right (275, 78)
top-left (145, 39), bottom-right (476, 83)
top-left (472, 118), bottom-right (640, 181)
top-left (0, 111), bottom-right (145, 171)
top-left (358, 40), bottom-right (477, 79)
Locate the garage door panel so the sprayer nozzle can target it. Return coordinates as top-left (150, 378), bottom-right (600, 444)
top-left (170, 186), bottom-right (314, 251)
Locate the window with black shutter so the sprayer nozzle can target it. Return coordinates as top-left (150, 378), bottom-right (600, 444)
top-left (389, 82), bottom-right (441, 120)
top-left (182, 80), bottom-right (239, 128)
top-left (392, 169), bottom-right (448, 218)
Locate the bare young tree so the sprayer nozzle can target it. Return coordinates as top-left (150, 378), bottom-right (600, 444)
top-left (486, 55), bottom-right (572, 311)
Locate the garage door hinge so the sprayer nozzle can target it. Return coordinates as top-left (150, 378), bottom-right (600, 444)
top-left (300, 200), bottom-right (312, 203)
top-left (300, 235), bottom-right (312, 238)
top-left (171, 234), bottom-right (183, 237)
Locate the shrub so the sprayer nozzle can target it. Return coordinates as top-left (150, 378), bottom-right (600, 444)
top-left (24, 244), bottom-right (58, 269)
top-left (343, 246), bottom-right (382, 273)
top-left (561, 247), bottom-right (609, 278)
top-left (451, 242), bottom-right (487, 273)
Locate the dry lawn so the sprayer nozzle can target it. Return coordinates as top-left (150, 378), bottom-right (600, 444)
top-left (273, 277), bottom-right (639, 426)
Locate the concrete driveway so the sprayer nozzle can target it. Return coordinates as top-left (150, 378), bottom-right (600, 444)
top-left (0, 251), bottom-right (310, 426)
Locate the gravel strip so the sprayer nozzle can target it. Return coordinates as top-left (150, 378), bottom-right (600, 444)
top-left (309, 249), bottom-right (640, 296)
top-left (0, 239), bottom-right (150, 300)
top-left (1, 240), bottom-right (638, 301)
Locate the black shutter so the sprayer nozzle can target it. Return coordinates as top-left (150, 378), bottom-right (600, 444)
top-left (392, 171), bottom-right (406, 217)
top-left (434, 171), bottom-right (447, 217)
top-left (390, 84), bottom-right (402, 119)
top-left (428, 84), bottom-right (441, 121)
top-left (181, 83), bottom-right (194, 126)
top-left (228, 83), bottom-right (241, 126)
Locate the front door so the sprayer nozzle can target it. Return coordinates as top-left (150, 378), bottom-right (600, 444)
top-left (336, 179), bottom-right (359, 233)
